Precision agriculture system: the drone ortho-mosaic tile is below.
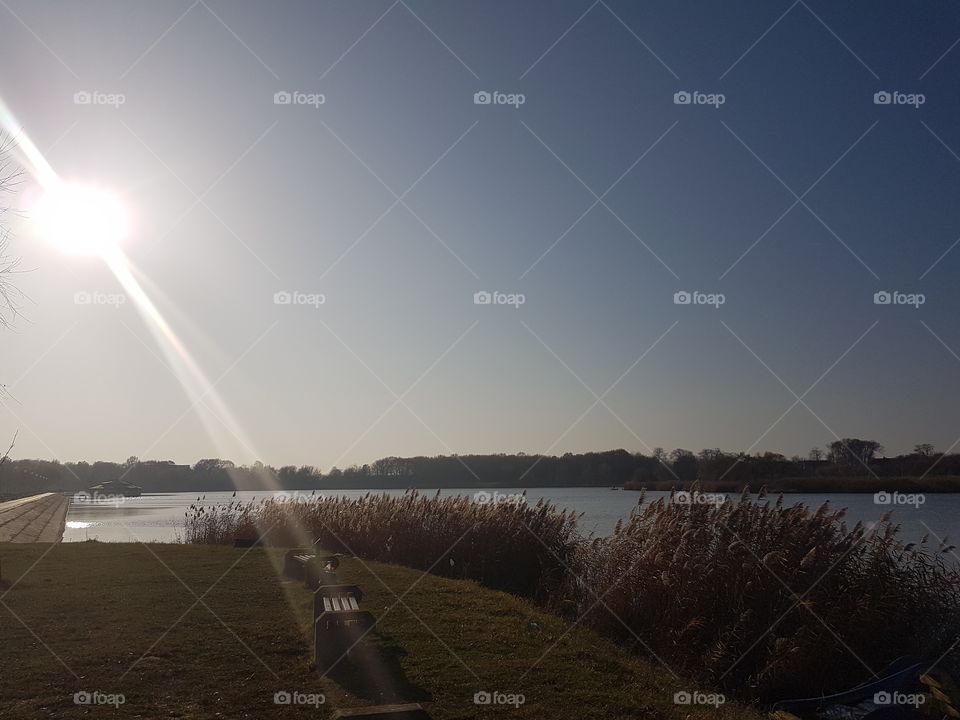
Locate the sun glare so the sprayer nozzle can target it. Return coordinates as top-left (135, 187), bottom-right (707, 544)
top-left (31, 182), bottom-right (130, 256)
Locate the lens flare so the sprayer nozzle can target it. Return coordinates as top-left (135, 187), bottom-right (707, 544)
top-left (31, 181), bottom-right (130, 256)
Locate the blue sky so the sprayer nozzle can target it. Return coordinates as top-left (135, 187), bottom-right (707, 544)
top-left (2, 1), bottom-right (960, 468)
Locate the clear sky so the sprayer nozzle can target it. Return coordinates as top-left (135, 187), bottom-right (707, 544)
top-left (2, 1), bottom-right (960, 468)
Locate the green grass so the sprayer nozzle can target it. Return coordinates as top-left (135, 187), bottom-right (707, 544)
top-left (0, 543), bottom-right (762, 719)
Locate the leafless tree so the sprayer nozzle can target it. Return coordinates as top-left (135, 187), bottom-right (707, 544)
top-left (0, 133), bottom-right (23, 329)
top-left (0, 134), bottom-right (21, 472)
top-left (0, 432), bottom-right (15, 467)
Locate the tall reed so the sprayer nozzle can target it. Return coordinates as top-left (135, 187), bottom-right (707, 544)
top-left (184, 487), bottom-right (960, 701)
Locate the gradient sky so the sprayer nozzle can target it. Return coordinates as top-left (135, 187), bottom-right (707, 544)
top-left (2, 0), bottom-right (960, 469)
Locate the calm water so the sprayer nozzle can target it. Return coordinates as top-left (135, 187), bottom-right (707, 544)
top-left (63, 487), bottom-right (960, 547)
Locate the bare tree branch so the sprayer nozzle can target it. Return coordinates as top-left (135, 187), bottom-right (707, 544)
top-left (0, 431), bottom-right (16, 467)
top-left (0, 132), bottom-right (23, 328)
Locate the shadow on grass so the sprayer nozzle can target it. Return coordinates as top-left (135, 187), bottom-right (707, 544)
top-left (325, 637), bottom-right (431, 705)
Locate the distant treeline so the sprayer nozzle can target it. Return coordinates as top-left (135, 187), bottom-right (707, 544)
top-left (2, 440), bottom-right (960, 496)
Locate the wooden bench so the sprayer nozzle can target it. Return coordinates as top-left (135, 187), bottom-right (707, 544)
top-left (314, 603), bottom-right (375, 675)
top-left (314, 584), bottom-right (364, 619)
top-left (313, 582), bottom-right (374, 675)
top-left (283, 549), bottom-right (341, 589)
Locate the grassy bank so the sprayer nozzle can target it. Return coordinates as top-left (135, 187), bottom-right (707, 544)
top-left (0, 542), bottom-right (760, 719)
top-left (185, 489), bottom-right (960, 703)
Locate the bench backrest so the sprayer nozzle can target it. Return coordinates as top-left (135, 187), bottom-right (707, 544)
top-left (323, 595), bottom-right (360, 612)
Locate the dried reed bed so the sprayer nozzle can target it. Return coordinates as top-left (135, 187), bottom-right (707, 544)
top-left (184, 487), bottom-right (960, 701)
top-left (574, 488), bottom-right (960, 700)
top-left (184, 491), bottom-right (580, 601)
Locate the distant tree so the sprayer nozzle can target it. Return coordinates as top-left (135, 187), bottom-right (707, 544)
top-left (808, 447), bottom-right (824, 462)
top-left (913, 443), bottom-right (935, 457)
top-left (670, 449), bottom-right (698, 482)
top-left (124, 455), bottom-right (139, 467)
top-left (194, 458), bottom-right (234, 472)
top-left (828, 439), bottom-right (883, 468)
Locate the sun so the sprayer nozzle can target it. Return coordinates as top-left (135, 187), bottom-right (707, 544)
top-left (31, 182), bottom-right (131, 257)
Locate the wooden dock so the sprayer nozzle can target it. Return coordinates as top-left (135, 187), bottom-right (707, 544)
top-left (0, 493), bottom-right (70, 543)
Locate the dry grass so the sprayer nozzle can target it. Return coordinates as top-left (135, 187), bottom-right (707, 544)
top-left (574, 488), bottom-right (960, 701)
top-left (184, 491), bottom-right (580, 601)
top-left (185, 487), bottom-right (960, 703)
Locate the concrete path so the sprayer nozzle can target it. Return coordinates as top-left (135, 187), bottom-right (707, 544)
top-left (0, 493), bottom-right (69, 543)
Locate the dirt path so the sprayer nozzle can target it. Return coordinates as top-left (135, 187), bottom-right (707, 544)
top-left (0, 493), bottom-right (69, 543)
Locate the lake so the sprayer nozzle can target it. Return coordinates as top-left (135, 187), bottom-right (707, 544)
top-left (62, 487), bottom-right (960, 548)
